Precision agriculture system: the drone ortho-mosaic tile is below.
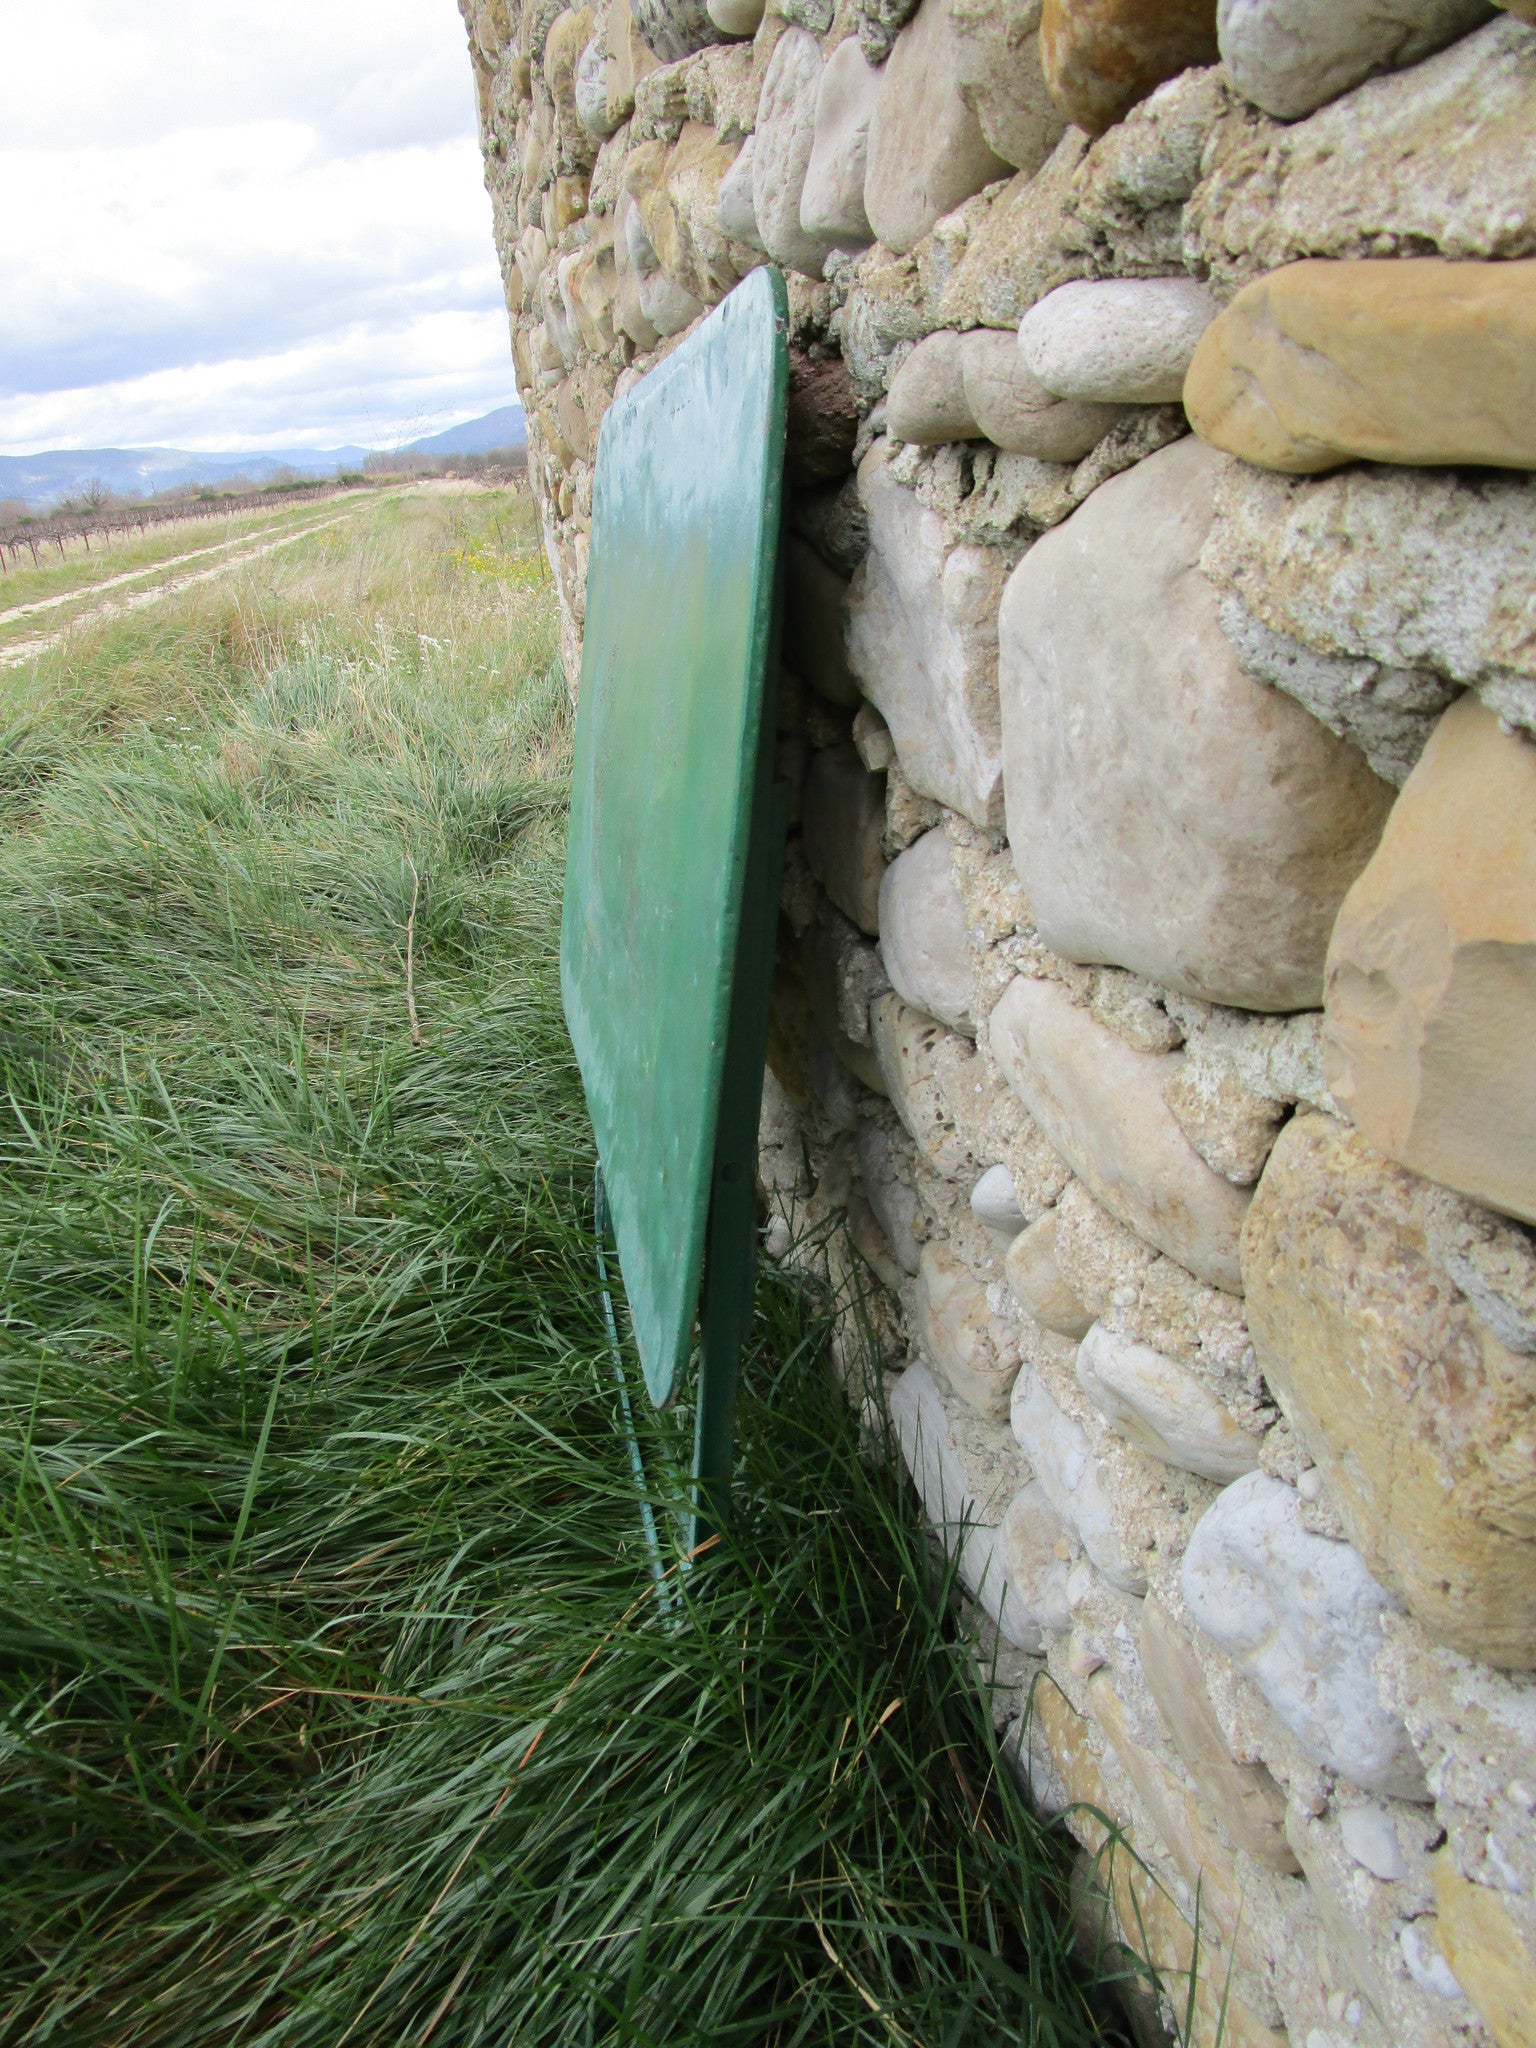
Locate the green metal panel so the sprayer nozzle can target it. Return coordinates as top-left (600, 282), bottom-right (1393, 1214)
top-left (562, 266), bottom-right (789, 1537)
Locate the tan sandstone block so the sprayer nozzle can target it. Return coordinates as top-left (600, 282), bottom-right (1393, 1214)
top-left (625, 124), bottom-right (745, 309)
top-left (603, 0), bottom-right (658, 129)
top-left (1139, 1596), bottom-right (1298, 1874)
top-left (1040, 0), bottom-right (1219, 138)
top-left (569, 228), bottom-right (619, 352)
top-left (871, 994), bottom-right (978, 1180)
top-left (544, 8), bottom-right (596, 140)
top-left (1185, 257), bottom-right (1536, 475)
top-left (1434, 1858), bottom-right (1536, 2048)
top-left (1005, 1208), bottom-right (1094, 1339)
top-left (1324, 693), bottom-right (1536, 1228)
top-left (660, 122), bottom-right (750, 303)
top-left (915, 1239), bottom-right (1020, 1419)
top-left (1085, 1670), bottom-right (1281, 2016)
top-left (546, 174), bottom-right (590, 235)
top-left (1029, 1681), bottom-right (1286, 2048)
top-left (1243, 1112), bottom-right (1536, 1669)
top-left (553, 377), bottom-right (596, 462)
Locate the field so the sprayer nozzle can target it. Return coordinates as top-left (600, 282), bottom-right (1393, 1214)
top-left (0, 489), bottom-right (1141, 2046)
top-left (0, 492), bottom-right (379, 655)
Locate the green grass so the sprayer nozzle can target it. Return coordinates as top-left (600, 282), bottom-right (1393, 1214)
top-left (0, 488), bottom-right (1132, 2046)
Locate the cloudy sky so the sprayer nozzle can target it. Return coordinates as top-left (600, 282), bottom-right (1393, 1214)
top-left (0, 0), bottom-right (518, 455)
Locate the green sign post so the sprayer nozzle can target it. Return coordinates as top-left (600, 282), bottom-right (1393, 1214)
top-left (561, 265), bottom-right (790, 1550)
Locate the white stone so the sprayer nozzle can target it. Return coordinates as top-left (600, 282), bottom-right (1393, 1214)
top-left (971, 1163), bottom-right (1025, 1238)
top-left (1018, 278), bottom-right (1220, 405)
top-left (885, 330), bottom-right (1122, 459)
top-left (856, 1119), bottom-right (923, 1274)
top-left (961, 331), bottom-right (1124, 462)
top-left (890, 1362), bottom-right (1042, 1649)
top-left (846, 439), bottom-right (1007, 830)
top-left (852, 702), bottom-right (896, 774)
top-left (1398, 1922), bottom-right (1466, 2002)
top-left (863, 0), bottom-right (1010, 255)
top-left (1010, 1369), bottom-right (1147, 1595)
top-left (1075, 1321), bottom-right (1261, 1483)
top-left (707, 0), bottom-right (764, 31)
top-left (998, 436), bottom-right (1395, 1012)
top-left (1217, 0), bottom-right (1496, 122)
top-left (999, 1481), bottom-right (1075, 1637)
top-left (800, 35), bottom-right (879, 252)
top-left (802, 743), bottom-right (886, 936)
top-left (877, 826), bottom-right (973, 1036)
top-left (885, 334), bottom-right (979, 446)
top-left (990, 977), bottom-right (1251, 1293)
top-left (752, 29), bottom-right (837, 279)
top-left (915, 1240), bottom-right (1020, 1419)
top-left (1339, 1805), bottom-right (1409, 1883)
top-left (1180, 1472), bottom-right (1427, 1801)
top-left (576, 36), bottom-right (619, 137)
top-left (715, 133), bottom-right (765, 249)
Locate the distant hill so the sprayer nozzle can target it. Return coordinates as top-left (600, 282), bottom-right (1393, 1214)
top-left (0, 444), bottom-right (370, 510)
top-left (405, 406), bottom-right (527, 457)
top-left (0, 405), bottom-right (527, 510)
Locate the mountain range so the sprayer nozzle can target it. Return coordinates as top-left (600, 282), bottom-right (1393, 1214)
top-left (0, 405), bottom-right (527, 510)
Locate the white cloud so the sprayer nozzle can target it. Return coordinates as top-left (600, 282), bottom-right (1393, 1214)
top-left (0, 0), bottom-right (516, 454)
top-left (0, 310), bottom-right (517, 456)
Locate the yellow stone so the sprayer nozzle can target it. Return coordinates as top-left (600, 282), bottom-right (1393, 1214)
top-left (1434, 1858), bottom-right (1536, 2048)
top-left (1029, 1680), bottom-right (1287, 2048)
top-left (1325, 693), bottom-right (1536, 1228)
top-left (554, 378), bottom-right (594, 464)
top-left (1185, 257), bottom-right (1536, 474)
top-left (1085, 1670), bottom-right (1282, 2014)
top-left (603, 0), bottom-right (657, 130)
top-left (1243, 1111), bottom-right (1536, 1671)
top-left (545, 174), bottom-right (590, 236)
top-left (622, 127), bottom-right (743, 309)
top-left (1040, 0), bottom-right (1219, 138)
top-left (543, 7), bottom-right (595, 138)
top-left (1138, 1596), bottom-right (1298, 1874)
top-left (511, 324), bottom-right (533, 398)
top-left (569, 230), bottom-right (618, 355)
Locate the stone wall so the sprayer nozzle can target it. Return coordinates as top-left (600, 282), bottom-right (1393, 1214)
top-left (458, 0), bottom-right (1536, 2039)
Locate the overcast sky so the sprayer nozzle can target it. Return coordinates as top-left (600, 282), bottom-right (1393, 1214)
top-left (0, 0), bottom-right (516, 455)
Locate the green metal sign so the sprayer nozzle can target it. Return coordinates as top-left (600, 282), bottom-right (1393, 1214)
top-left (561, 265), bottom-right (790, 1542)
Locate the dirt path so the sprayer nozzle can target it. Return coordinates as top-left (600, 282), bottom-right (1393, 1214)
top-left (0, 507), bottom-right (363, 668)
